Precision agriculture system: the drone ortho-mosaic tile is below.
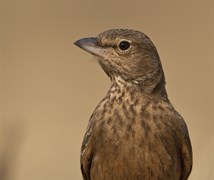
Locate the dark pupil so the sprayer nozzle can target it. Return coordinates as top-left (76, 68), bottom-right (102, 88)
top-left (119, 41), bottom-right (130, 50)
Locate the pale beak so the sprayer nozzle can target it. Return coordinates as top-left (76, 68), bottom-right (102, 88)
top-left (74, 37), bottom-right (106, 58)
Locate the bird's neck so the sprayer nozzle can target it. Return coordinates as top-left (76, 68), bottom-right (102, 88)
top-left (109, 75), bottom-right (168, 102)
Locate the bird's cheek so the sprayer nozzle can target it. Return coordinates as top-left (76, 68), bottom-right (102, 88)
top-left (96, 48), bottom-right (112, 60)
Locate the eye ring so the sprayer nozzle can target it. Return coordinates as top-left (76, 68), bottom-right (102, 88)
top-left (118, 39), bottom-right (132, 52)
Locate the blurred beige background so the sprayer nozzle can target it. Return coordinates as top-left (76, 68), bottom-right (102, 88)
top-left (0, 0), bottom-right (213, 179)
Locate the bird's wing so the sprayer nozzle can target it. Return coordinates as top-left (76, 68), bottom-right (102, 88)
top-left (80, 120), bottom-right (95, 180)
top-left (175, 113), bottom-right (193, 180)
top-left (80, 97), bottom-right (108, 180)
top-left (180, 124), bottom-right (193, 180)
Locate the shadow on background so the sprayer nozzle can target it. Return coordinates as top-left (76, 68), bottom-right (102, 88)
top-left (0, 120), bottom-right (26, 180)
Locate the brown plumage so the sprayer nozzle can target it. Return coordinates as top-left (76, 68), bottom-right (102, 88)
top-left (74, 29), bottom-right (192, 180)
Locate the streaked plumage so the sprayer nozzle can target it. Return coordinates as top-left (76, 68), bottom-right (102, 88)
top-left (74, 29), bottom-right (192, 180)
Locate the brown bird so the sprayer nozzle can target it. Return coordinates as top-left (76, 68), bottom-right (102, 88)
top-left (74, 29), bottom-right (192, 180)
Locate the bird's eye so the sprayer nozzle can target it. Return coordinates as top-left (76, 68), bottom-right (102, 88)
top-left (118, 41), bottom-right (131, 51)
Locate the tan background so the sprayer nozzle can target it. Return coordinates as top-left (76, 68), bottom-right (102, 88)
top-left (1, 0), bottom-right (213, 180)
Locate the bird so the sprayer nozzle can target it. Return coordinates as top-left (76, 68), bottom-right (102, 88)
top-left (74, 29), bottom-right (192, 180)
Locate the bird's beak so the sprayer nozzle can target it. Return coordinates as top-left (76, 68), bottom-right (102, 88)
top-left (74, 37), bottom-right (106, 58)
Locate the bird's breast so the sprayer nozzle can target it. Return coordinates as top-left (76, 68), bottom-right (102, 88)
top-left (85, 87), bottom-right (181, 180)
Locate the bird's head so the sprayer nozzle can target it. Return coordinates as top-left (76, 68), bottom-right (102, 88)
top-left (74, 29), bottom-right (166, 94)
